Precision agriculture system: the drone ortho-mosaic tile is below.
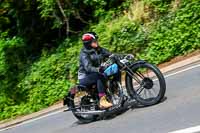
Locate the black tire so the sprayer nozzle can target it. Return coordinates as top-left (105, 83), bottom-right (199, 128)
top-left (126, 62), bottom-right (166, 106)
top-left (68, 92), bottom-right (97, 123)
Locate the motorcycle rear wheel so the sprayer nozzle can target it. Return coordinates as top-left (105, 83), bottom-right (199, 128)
top-left (69, 91), bottom-right (98, 123)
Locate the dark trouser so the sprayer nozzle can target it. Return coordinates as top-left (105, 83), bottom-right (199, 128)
top-left (79, 73), bottom-right (106, 97)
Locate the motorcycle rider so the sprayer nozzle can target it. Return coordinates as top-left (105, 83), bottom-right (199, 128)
top-left (78, 32), bottom-right (113, 109)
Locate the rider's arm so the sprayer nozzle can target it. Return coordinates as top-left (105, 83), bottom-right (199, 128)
top-left (81, 53), bottom-right (99, 73)
top-left (100, 47), bottom-right (112, 58)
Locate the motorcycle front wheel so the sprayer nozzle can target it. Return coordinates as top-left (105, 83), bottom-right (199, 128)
top-left (126, 62), bottom-right (166, 106)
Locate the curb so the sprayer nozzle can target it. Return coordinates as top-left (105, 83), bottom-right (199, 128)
top-left (0, 54), bottom-right (200, 130)
top-left (159, 54), bottom-right (200, 74)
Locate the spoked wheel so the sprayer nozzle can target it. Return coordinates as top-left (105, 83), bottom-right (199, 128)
top-left (69, 91), bottom-right (98, 123)
top-left (126, 62), bottom-right (166, 106)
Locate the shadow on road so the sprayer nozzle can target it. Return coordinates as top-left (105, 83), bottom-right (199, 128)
top-left (70, 96), bottom-right (167, 126)
top-left (130, 96), bottom-right (167, 109)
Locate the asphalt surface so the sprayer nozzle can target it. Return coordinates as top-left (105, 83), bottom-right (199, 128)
top-left (1, 63), bottom-right (200, 133)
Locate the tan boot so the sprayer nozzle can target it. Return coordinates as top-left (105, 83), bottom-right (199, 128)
top-left (99, 96), bottom-right (113, 109)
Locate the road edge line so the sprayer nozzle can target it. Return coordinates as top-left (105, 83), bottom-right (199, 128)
top-left (169, 125), bottom-right (200, 133)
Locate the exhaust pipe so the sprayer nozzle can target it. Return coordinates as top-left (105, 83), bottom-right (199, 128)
top-left (74, 110), bottom-right (106, 115)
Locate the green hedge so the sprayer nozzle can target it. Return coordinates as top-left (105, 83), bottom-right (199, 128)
top-left (92, 17), bottom-right (146, 54)
top-left (0, 35), bottom-right (28, 119)
top-left (0, 38), bottom-right (76, 120)
top-left (139, 0), bottom-right (200, 64)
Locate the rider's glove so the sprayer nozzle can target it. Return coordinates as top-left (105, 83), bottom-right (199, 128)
top-left (98, 66), bottom-right (108, 79)
top-left (98, 66), bottom-right (105, 73)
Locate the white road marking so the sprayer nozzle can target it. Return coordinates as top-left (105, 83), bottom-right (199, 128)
top-left (0, 63), bottom-right (200, 132)
top-left (0, 110), bottom-right (64, 132)
top-left (164, 64), bottom-right (200, 78)
top-left (169, 125), bottom-right (200, 133)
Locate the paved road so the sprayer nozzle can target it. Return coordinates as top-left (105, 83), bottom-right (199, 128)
top-left (1, 63), bottom-right (200, 133)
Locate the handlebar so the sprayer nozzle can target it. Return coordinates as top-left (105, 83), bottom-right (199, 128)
top-left (101, 53), bottom-right (134, 68)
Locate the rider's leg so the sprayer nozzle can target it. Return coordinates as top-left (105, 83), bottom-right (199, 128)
top-left (79, 73), bottom-right (105, 96)
top-left (96, 74), bottom-right (112, 108)
top-left (96, 74), bottom-right (106, 97)
top-left (79, 73), bottom-right (112, 108)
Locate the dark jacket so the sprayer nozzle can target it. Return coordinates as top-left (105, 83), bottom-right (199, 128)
top-left (78, 47), bottom-right (111, 79)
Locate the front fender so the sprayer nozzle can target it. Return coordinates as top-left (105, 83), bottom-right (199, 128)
top-left (125, 60), bottom-right (147, 77)
top-left (129, 60), bottom-right (146, 68)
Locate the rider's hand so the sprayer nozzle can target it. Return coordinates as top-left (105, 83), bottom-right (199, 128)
top-left (98, 66), bottom-right (105, 73)
top-left (98, 66), bottom-right (107, 78)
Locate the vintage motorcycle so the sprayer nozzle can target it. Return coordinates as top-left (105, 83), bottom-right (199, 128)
top-left (64, 54), bottom-right (166, 123)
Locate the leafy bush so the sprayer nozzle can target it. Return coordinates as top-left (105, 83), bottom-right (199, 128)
top-left (0, 35), bottom-right (24, 73)
top-left (0, 38), bottom-right (76, 120)
top-left (0, 35), bottom-right (27, 119)
top-left (139, 0), bottom-right (200, 64)
top-left (144, 0), bottom-right (173, 14)
top-left (93, 17), bottom-right (147, 54)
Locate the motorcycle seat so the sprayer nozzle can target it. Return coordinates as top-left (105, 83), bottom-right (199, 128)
top-left (77, 84), bottom-right (96, 91)
top-left (77, 84), bottom-right (87, 90)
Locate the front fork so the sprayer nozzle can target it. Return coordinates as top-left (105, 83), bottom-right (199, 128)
top-left (123, 60), bottom-right (146, 98)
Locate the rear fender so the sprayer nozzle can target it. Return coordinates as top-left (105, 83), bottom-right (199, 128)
top-left (63, 86), bottom-right (78, 107)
